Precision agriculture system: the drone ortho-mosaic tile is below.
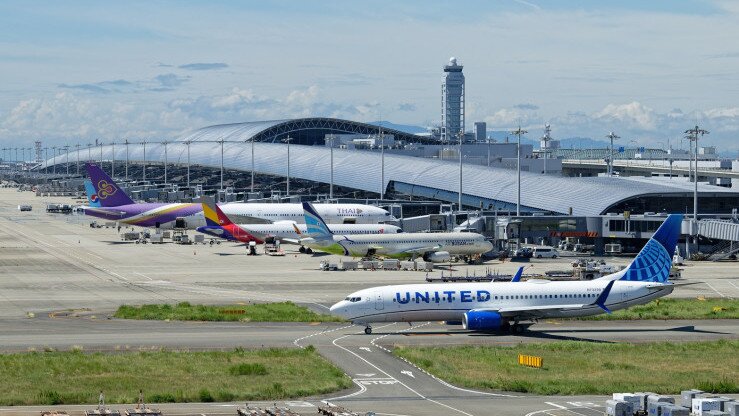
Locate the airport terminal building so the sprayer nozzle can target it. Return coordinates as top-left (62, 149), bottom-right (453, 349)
top-left (40, 117), bottom-right (739, 217)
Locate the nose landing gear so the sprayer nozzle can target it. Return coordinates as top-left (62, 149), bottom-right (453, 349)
top-left (364, 325), bottom-right (372, 335)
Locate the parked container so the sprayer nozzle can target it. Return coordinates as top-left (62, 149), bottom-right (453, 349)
top-left (682, 390), bottom-right (704, 407)
top-left (725, 401), bottom-right (739, 416)
top-left (647, 395), bottom-right (674, 416)
top-left (606, 400), bottom-right (633, 416)
top-left (613, 393), bottom-right (642, 412)
top-left (659, 404), bottom-right (689, 416)
top-left (694, 398), bottom-right (722, 415)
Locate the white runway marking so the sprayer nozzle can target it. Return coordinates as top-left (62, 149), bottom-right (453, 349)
top-left (328, 330), bottom-right (474, 416)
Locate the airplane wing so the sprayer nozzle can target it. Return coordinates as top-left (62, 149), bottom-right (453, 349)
top-left (83, 207), bottom-right (128, 217)
top-left (224, 214), bottom-right (273, 225)
top-left (401, 245), bottom-right (441, 254)
top-left (645, 281), bottom-right (703, 289)
top-left (478, 280), bottom-right (617, 319)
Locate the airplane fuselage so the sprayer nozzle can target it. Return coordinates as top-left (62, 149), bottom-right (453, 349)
top-left (85, 203), bottom-right (392, 230)
top-left (304, 232), bottom-right (493, 258)
top-left (330, 280), bottom-right (672, 324)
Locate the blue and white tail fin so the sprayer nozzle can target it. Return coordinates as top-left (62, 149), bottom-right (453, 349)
top-left (302, 202), bottom-right (333, 240)
top-left (618, 214), bottom-right (683, 283)
top-left (83, 180), bottom-right (101, 207)
top-left (510, 266), bottom-right (524, 282)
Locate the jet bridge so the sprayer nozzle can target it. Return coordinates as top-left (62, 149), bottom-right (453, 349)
top-left (697, 219), bottom-right (739, 261)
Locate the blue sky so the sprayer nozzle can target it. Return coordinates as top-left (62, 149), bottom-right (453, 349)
top-left (1, 0), bottom-right (738, 152)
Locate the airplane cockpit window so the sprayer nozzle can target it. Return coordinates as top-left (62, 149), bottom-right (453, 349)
top-left (345, 297), bottom-right (362, 302)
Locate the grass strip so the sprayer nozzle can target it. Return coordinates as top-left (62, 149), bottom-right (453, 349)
top-left (114, 301), bottom-right (343, 322)
top-left (395, 340), bottom-right (738, 395)
top-left (577, 298), bottom-right (739, 320)
top-left (0, 347), bottom-right (352, 406)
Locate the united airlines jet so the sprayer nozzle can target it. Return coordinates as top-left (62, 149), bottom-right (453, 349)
top-left (331, 214), bottom-right (691, 334)
top-left (301, 202), bottom-right (493, 262)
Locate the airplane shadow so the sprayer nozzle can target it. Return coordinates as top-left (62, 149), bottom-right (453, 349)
top-left (366, 325), bottom-right (727, 343)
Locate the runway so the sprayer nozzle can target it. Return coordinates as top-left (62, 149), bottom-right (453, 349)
top-left (1, 188), bottom-right (738, 415)
top-left (0, 314), bottom-right (737, 415)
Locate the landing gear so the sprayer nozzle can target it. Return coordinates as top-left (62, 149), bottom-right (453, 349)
top-left (305, 248), bottom-right (313, 254)
top-left (364, 325), bottom-right (372, 335)
top-left (299, 246), bottom-right (306, 253)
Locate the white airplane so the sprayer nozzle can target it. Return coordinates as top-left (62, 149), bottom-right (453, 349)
top-left (197, 198), bottom-right (402, 246)
top-left (220, 202), bottom-right (393, 225)
top-left (331, 214), bottom-right (693, 334)
top-left (84, 163), bottom-right (393, 230)
top-left (301, 202), bottom-right (493, 262)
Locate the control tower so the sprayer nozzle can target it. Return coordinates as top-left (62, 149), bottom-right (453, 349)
top-left (441, 57), bottom-right (465, 144)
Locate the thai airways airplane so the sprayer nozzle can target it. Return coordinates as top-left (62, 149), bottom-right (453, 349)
top-left (82, 163), bottom-right (394, 229)
top-left (196, 198), bottom-right (402, 246)
top-left (331, 214), bottom-right (691, 334)
top-left (301, 202), bottom-right (493, 262)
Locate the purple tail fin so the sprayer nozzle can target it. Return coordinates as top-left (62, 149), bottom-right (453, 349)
top-left (85, 163), bottom-right (135, 207)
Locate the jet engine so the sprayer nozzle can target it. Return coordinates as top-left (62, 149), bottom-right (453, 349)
top-left (463, 310), bottom-right (503, 331)
top-left (424, 251), bottom-right (451, 263)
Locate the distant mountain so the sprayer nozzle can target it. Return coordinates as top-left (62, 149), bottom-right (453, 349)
top-left (558, 137), bottom-right (612, 149)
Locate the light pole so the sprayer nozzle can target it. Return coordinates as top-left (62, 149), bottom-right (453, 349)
top-left (111, 142), bottom-right (115, 178)
top-left (326, 135), bottom-right (335, 199)
top-left (511, 126), bottom-right (528, 216)
top-left (99, 141), bottom-right (103, 166)
top-left (44, 147), bottom-right (48, 174)
top-left (458, 129), bottom-right (463, 211)
top-left (185, 140), bottom-right (191, 187)
top-left (283, 136), bottom-right (293, 196)
top-left (52, 146), bottom-right (57, 174)
top-left (217, 139), bottom-right (224, 191)
top-left (75, 144), bottom-right (80, 175)
top-left (250, 139), bottom-right (255, 193)
top-left (685, 125), bottom-right (709, 222)
top-left (541, 124), bottom-right (552, 175)
top-left (606, 131), bottom-right (620, 177)
top-left (380, 130), bottom-right (385, 200)
top-left (64, 145), bottom-right (70, 175)
top-left (487, 138), bottom-right (491, 167)
top-left (141, 140), bottom-right (147, 182)
top-left (124, 140), bottom-right (129, 180)
top-left (163, 141), bottom-right (168, 184)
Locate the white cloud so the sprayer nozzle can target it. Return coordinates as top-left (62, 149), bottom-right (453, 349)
top-left (593, 101), bottom-right (657, 131)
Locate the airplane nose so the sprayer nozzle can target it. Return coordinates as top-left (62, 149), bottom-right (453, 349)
top-left (329, 301), bottom-right (348, 317)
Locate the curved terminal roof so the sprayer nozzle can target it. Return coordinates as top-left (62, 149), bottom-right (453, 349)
top-left (43, 140), bottom-right (738, 216)
top-left (177, 117), bottom-right (433, 145)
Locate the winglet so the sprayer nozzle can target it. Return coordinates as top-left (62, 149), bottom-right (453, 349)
top-left (594, 280), bottom-right (616, 314)
top-left (302, 202), bottom-right (333, 239)
top-left (510, 266), bottom-right (524, 282)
